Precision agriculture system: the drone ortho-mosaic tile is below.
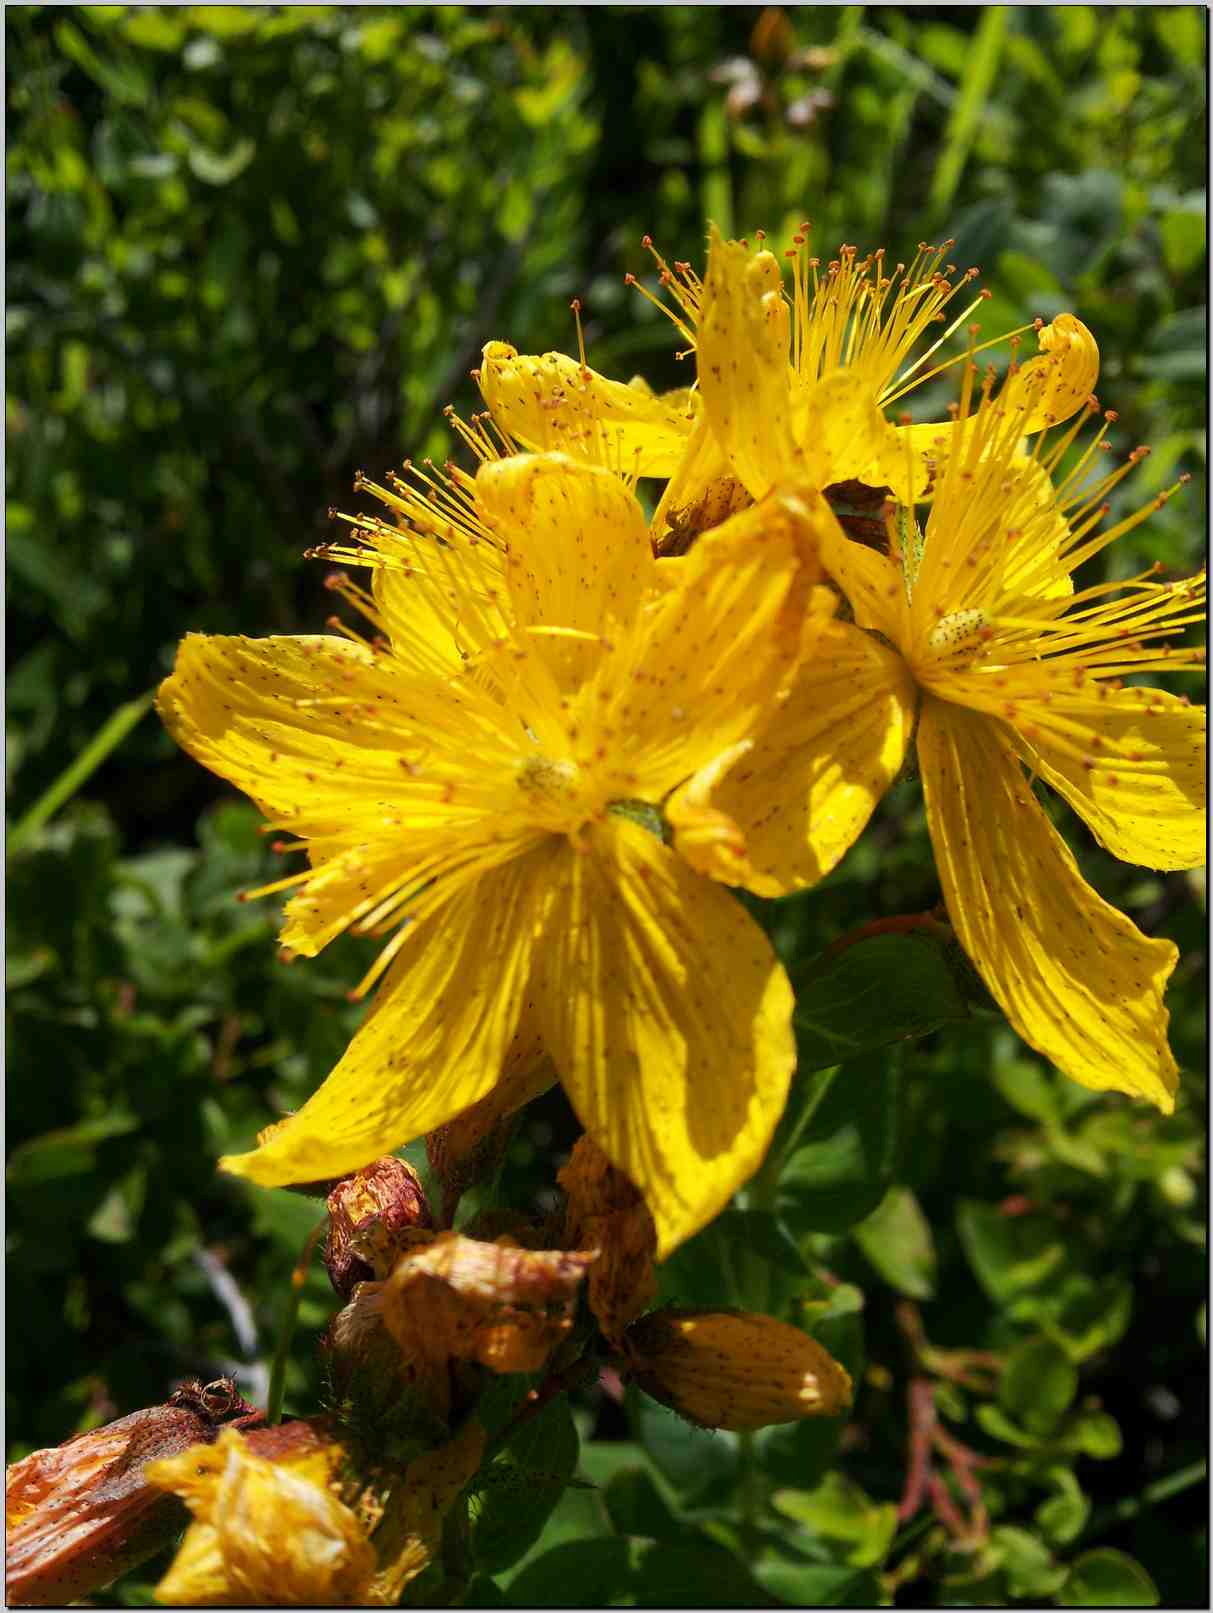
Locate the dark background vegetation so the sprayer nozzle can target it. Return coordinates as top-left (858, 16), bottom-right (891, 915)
top-left (6, 6), bottom-right (1207, 1606)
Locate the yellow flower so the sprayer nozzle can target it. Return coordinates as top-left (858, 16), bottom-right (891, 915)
top-left (623, 1308), bottom-right (853, 1431)
top-left (708, 373), bottom-right (1206, 1110)
top-left (477, 226), bottom-right (1097, 525)
top-left (148, 1427), bottom-right (376, 1606)
top-left (158, 452), bottom-right (822, 1254)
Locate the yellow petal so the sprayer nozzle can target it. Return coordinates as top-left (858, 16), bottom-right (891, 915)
top-left (371, 537), bottom-right (505, 676)
top-left (477, 342), bottom-right (694, 476)
top-left (795, 368), bottom-right (908, 496)
top-left (649, 410), bottom-right (746, 550)
top-left (666, 741), bottom-right (784, 897)
top-left (475, 453), bottom-right (653, 689)
top-left (221, 848), bottom-right (559, 1188)
top-left (1014, 687), bottom-right (1206, 872)
top-left (918, 697), bottom-right (1179, 1110)
top-left (812, 492), bottom-right (909, 641)
top-left (579, 488), bottom-right (823, 801)
top-left (1012, 312), bottom-right (1100, 433)
top-left (535, 821), bottom-right (796, 1257)
top-left (710, 620), bottom-right (919, 890)
top-left (157, 633), bottom-right (433, 838)
top-left (697, 226), bottom-right (803, 498)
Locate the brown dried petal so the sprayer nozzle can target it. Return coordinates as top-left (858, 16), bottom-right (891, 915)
top-left (560, 1137), bottom-right (657, 1341)
top-left (384, 1233), bottom-right (594, 1378)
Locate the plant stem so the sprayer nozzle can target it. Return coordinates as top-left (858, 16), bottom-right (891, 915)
top-left (1084, 1459), bottom-right (1207, 1540)
top-left (266, 1217), bottom-right (327, 1424)
top-left (9, 689), bottom-right (155, 854)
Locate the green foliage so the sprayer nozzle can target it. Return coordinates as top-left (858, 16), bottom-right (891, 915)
top-left (6, 4), bottom-right (1205, 1607)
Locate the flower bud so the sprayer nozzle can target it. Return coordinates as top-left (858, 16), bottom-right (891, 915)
top-left (324, 1157), bottom-right (433, 1300)
top-left (426, 1054), bottom-right (554, 1220)
top-left (559, 1136), bottom-right (657, 1341)
top-left (623, 1309), bottom-right (853, 1431)
top-left (323, 1280), bottom-right (451, 1439)
top-left (5, 1379), bottom-right (261, 1607)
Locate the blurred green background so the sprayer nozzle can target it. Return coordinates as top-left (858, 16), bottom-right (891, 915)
top-left (6, 6), bottom-right (1206, 1606)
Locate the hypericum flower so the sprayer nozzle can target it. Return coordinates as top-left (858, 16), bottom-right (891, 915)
top-left (158, 452), bottom-right (823, 1253)
top-left (622, 1308), bottom-right (853, 1431)
top-left (477, 226), bottom-right (1097, 531)
top-left (5, 1380), bottom-right (261, 1608)
top-left (705, 368), bottom-right (1206, 1109)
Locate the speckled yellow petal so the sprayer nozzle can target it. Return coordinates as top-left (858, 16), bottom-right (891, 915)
top-left (535, 820), bottom-right (796, 1257)
top-left (1011, 313), bottom-right (1100, 433)
top-left (919, 696), bottom-right (1179, 1111)
top-left (811, 493), bottom-right (908, 640)
top-left (475, 453), bottom-right (653, 689)
top-left (795, 368), bottom-right (908, 495)
top-left (578, 489), bottom-right (822, 801)
top-left (157, 633), bottom-right (422, 838)
top-left (697, 226), bottom-right (803, 498)
top-left (1013, 686), bottom-right (1206, 872)
top-left (220, 848), bottom-right (558, 1188)
top-left (477, 342), bottom-right (694, 476)
top-left (710, 620), bottom-right (919, 891)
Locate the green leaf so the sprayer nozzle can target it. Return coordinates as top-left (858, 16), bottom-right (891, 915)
top-left (998, 1336), bottom-right (1078, 1435)
top-left (473, 1397), bottom-right (580, 1575)
top-left (1160, 208), bottom-right (1206, 275)
top-left (777, 1054), bottom-right (903, 1236)
top-left (956, 1200), bottom-right (1066, 1306)
top-left (853, 1187), bottom-right (936, 1299)
top-left (989, 1524), bottom-right (1066, 1599)
top-left (1064, 1409), bottom-right (1122, 1460)
top-left (8, 1112), bottom-right (140, 1187)
top-left (602, 1466), bottom-right (684, 1542)
top-left (791, 933), bottom-right (969, 1072)
top-left (753, 1560), bottom-right (882, 1606)
top-left (757, 1286), bottom-right (864, 1487)
top-left (772, 1472), bottom-right (897, 1568)
top-left (625, 1384), bottom-right (739, 1502)
top-left (656, 1208), bottom-right (810, 1314)
top-left (506, 1538), bottom-right (638, 1606)
top-left (1035, 1468), bottom-right (1090, 1546)
top-left (629, 1539), bottom-right (771, 1607)
top-left (1058, 1550), bottom-right (1160, 1607)
top-left (187, 137), bottom-right (257, 186)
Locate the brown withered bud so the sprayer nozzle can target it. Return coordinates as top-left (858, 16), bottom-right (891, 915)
top-left (623, 1309), bottom-right (853, 1432)
top-left (5, 1379), bottom-right (261, 1607)
top-left (323, 1157), bottom-right (433, 1300)
top-left (426, 1052), bottom-right (554, 1224)
top-left (559, 1136), bottom-right (657, 1342)
top-left (384, 1232), bottom-right (595, 1388)
top-left (823, 478), bottom-right (895, 551)
top-left (323, 1279), bottom-right (453, 1438)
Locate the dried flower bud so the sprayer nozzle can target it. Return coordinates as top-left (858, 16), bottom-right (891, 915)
top-left (385, 1232), bottom-right (594, 1385)
top-left (148, 1423), bottom-right (375, 1606)
top-left (324, 1157), bottom-right (433, 1299)
top-left (559, 1136), bottom-right (657, 1342)
top-left (623, 1309), bottom-right (853, 1431)
top-left (426, 1053), bottom-right (554, 1220)
top-left (323, 1280), bottom-right (451, 1438)
top-left (5, 1379), bottom-right (261, 1607)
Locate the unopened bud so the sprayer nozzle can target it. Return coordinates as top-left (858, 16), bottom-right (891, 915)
top-left (324, 1157), bottom-right (433, 1299)
top-left (623, 1309), bottom-right (853, 1431)
top-left (559, 1136), bottom-right (657, 1342)
top-left (5, 1379), bottom-right (261, 1607)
